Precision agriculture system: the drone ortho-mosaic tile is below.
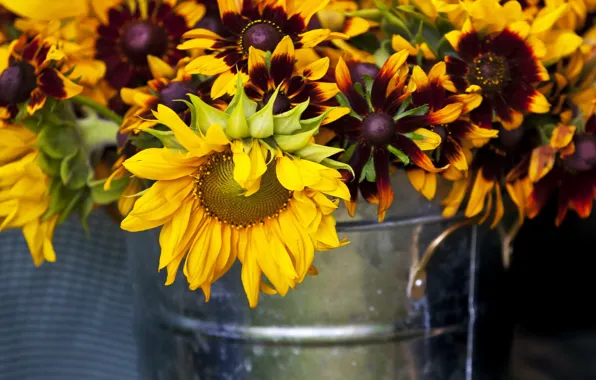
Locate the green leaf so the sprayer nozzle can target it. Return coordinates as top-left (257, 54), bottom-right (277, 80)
top-left (189, 93), bottom-right (229, 134)
top-left (388, 145), bottom-right (410, 164)
top-left (362, 74), bottom-right (374, 98)
top-left (353, 81), bottom-right (365, 98)
top-left (60, 149), bottom-right (91, 190)
top-left (321, 158), bottom-right (355, 177)
top-left (89, 176), bottom-right (129, 205)
top-left (144, 129), bottom-right (186, 150)
top-left (248, 86), bottom-right (278, 138)
top-left (273, 99), bottom-right (309, 135)
top-left (340, 142), bottom-right (357, 163)
top-left (345, 8), bottom-right (382, 20)
top-left (37, 124), bottom-right (78, 159)
top-left (293, 143), bottom-right (344, 162)
top-left (359, 156), bottom-right (376, 183)
top-left (224, 75), bottom-right (257, 118)
top-left (374, 39), bottom-right (392, 67)
top-left (394, 104), bottom-right (429, 121)
top-left (36, 152), bottom-right (62, 177)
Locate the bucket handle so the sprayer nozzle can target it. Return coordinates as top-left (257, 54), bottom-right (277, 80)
top-left (407, 217), bottom-right (522, 300)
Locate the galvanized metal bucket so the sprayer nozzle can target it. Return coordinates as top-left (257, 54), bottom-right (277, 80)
top-left (129, 172), bottom-right (503, 379)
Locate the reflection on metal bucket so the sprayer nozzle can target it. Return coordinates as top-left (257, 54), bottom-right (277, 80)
top-left (129, 173), bottom-right (501, 379)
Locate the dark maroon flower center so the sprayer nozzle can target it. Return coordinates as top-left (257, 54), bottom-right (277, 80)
top-left (498, 124), bottom-right (524, 151)
top-left (242, 21), bottom-right (283, 52)
top-left (349, 63), bottom-right (379, 89)
top-left (565, 134), bottom-right (596, 172)
top-left (263, 91), bottom-right (291, 114)
top-left (468, 53), bottom-right (509, 92)
top-left (0, 61), bottom-right (37, 105)
top-left (120, 21), bottom-right (169, 64)
top-left (433, 125), bottom-right (448, 142)
top-left (159, 82), bottom-right (195, 113)
top-left (195, 9), bottom-right (226, 37)
top-left (362, 112), bottom-right (395, 146)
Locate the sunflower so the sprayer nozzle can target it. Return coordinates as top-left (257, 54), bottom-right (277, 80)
top-left (94, 0), bottom-right (198, 90)
top-left (245, 36), bottom-right (347, 123)
top-left (0, 124), bottom-right (57, 266)
top-left (0, 33), bottom-right (83, 121)
top-left (327, 51), bottom-right (464, 221)
top-left (445, 26), bottom-right (551, 131)
top-left (178, 0), bottom-right (334, 98)
top-left (405, 62), bottom-right (499, 200)
top-left (442, 123), bottom-right (539, 227)
top-left (120, 84), bottom-right (351, 307)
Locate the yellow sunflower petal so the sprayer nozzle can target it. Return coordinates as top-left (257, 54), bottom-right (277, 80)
top-left (123, 148), bottom-right (203, 180)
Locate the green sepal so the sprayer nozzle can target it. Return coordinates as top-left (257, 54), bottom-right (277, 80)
top-left (225, 75), bottom-right (257, 118)
top-left (37, 124), bottom-right (78, 159)
top-left (128, 132), bottom-right (163, 150)
top-left (79, 195), bottom-right (94, 232)
top-left (189, 93), bottom-right (229, 134)
top-left (359, 156), bottom-right (376, 183)
top-left (374, 40), bottom-right (392, 69)
top-left (56, 190), bottom-right (84, 225)
top-left (321, 158), bottom-right (355, 177)
top-left (335, 93), bottom-right (363, 121)
top-left (273, 99), bottom-right (309, 135)
top-left (394, 104), bottom-right (429, 121)
top-left (180, 99), bottom-right (198, 132)
top-left (88, 176), bottom-right (129, 205)
top-left (75, 107), bottom-right (119, 151)
top-left (388, 145), bottom-right (410, 164)
top-left (144, 129), bottom-right (186, 150)
top-left (298, 107), bottom-right (335, 131)
top-left (227, 87), bottom-right (252, 139)
top-left (294, 143), bottom-right (344, 162)
top-left (248, 86), bottom-right (279, 138)
top-left (345, 8), bottom-right (382, 20)
top-left (36, 152), bottom-right (62, 177)
top-left (44, 178), bottom-right (78, 219)
top-left (403, 132), bottom-right (426, 140)
top-left (60, 149), bottom-right (92, 190)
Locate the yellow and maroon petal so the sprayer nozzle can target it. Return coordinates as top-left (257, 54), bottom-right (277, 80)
top-left (465, 170), bottom-right (495, 218)
top-left (270, 36), bottom-right (295, 86)
top-left (247, 47), bottom-right (271, 93)
top-left (37, 67), bottom-right (83, 100)
top-left (335, 57), bottom-right (368, 115)
top-left (373, 148), bottom-right (394, 222)
top-left (26, 88), bottom-right (46, 115)
top-left (393, 135), bottom-right (445, 173)
top-left (442, 137), bottom-right (468, 171)
top-left (371, 50), bottom-right (408, 111)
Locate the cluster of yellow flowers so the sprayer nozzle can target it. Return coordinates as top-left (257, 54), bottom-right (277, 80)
top-left (0, 0), bottom-right (593, 306)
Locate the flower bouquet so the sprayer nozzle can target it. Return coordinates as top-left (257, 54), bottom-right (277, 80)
top-left (0, 0), bottom-right (593, 310)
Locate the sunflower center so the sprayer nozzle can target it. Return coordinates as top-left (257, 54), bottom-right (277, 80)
top-left (565, 135), bottom-right (596, 172)
top-left (362, 112), bottom-right (395, 146)
top-left (242, 21), bottom-right (283, 53)
top-left (263, 91), bottom-right (291, 114)
top-left (468, 53), bottom-right (509, 91)
top-left (120, 21), bottom-right (169, 64)
top-left (195, 153), bottom-right (292, 227)
top-left (349, 62), bottom-right (379, 89)
top-left (159, 82), bottom-right (195, 113)
top-left (0, 62), bottom-right (37, 104)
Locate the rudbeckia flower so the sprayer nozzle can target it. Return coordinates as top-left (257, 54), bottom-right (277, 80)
top-left (120, 84), bottom-right (351, 307)
top-left (442, 124), bottom-right (539, 227)
top-left (120, 56), bottom-right (224, 133)
top-left (0, 33), bottom-right (83, 120)
top-left (245, 36), bottom-right (347, 123)
top-left (445, 25), bottom-right (551, 130)
top-left (405, 62), bottom-right (498, 200)
top-left (0, 125), bottom-right (57, 266)
top-left (178, 0), bottom-right (334, 98)
top-left (527, 115), bottom-right (596, 225)
top-left (328, 51), bottom-right (460, 221)
top-left (94, 0), bottom-right (197, 89)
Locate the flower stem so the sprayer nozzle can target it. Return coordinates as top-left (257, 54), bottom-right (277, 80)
top-left (71, 95), bottom-right (123, 125)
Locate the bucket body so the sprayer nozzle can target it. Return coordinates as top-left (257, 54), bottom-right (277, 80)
top-left (129, 174), bottom-right (500, 379)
